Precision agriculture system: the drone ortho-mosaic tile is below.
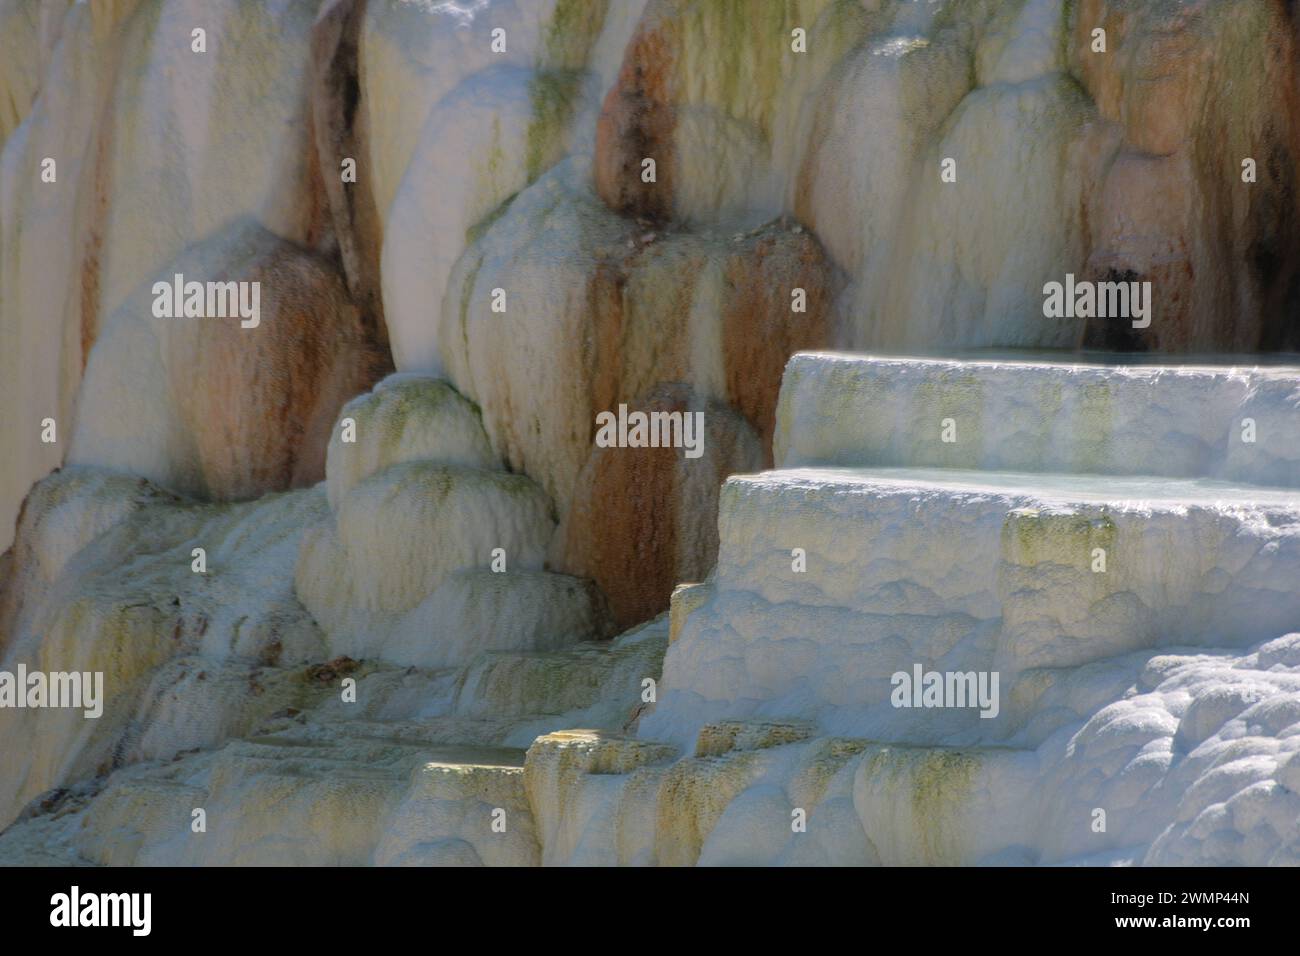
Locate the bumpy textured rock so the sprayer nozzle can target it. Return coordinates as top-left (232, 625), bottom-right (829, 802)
top-left (0, 0), bottom-right (71, 146)
top-left (1070, 0), bottom-right (1300, 351)
top-left (776, 353), bottom-right (1300, 487)
top-left (441, 163), bottom-right (836, 619)
top-left (359, 0), bottom-right (561, 229)
top-left (5, 0), bottom-right (1300, 871)
top-left (324, 375), bottom-right (498, 510)
top-left (95, 0), bottom-right (331, 319)
top-left (375, 751), bottom-right (539, 867)
top-left (642, 466), bottom-right (1300, 750)
top-left (0, 467), bottom-right (329, 829)
top-left (0, 0), bottom-right (139, 553)
top-left (594, 0), bottom-right (867, 225)
top-left (363, 0), bottom-right (646, 373)
top-left (70, 220), bottom-right (388, 502)
top-left (509, 637), bottom-right (1300, 866)
top-left (309, 0), bottom-right (388, 344)
top-left (0, 619), bottom-right (671, 864)
top-left (451, 614), bottom-right (666, 730)
top-left (296, 373), bottom-right (609, 668)
top-left (657, 357), bottom-right (1300, 752)
top-left (589, 0), bottom-right (1300, 351)
top-left (551, 385), bottom-right (761, 627)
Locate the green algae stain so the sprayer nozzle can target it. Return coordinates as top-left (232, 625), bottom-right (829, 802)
top-left (522, 0), bottom-right (611, 184)
top-left (909, 748), bottom-right (979, 864)
top-left (457, 249), bottom-right (485, 363)
top-left (526, 69), bottom-right (584, 183)
top-left (1072, 380), bottom-right (1115, 474)
top-left (677, 0), bottom-right (808, 137)
top-left (542, 0), bottom-right (610, 71)
top-left (1002, 508), bottom-right (1117, 569)
top-left (914, 372), bottom-right (984, 467)
top-left (465, 192), bottom-right (517, 249)
top-left (863, 745), bottom-right (981, 864)
top-left (1026, 378), bottom-right (1064, 466)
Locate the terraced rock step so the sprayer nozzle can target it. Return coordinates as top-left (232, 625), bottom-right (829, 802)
top-left (643, 466), bottom-right (1300, 750)
top-left (61, 721), bottom-right (535, 866)
top-left (776, 352), bottom-right (1300, 487)
top-left (450, 618), bottom-right (667, 731)
top-left (522, 725), bottom-right (1039, 866)
top-left (374, 746), bottom-right (536, 867)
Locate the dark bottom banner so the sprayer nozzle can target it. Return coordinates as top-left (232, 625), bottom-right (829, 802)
top-left (0, 865), bottom-right (1283, 943)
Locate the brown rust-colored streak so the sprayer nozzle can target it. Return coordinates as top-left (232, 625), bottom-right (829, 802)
top-left (78, 12), bottom-right (137, 371)
top-left (164, 241), bottom-right (386, 501)
top-left (78, 123), bottom-right (111, 372)
top-left (594, 0), bottom-right (679, 222)
top-left (584, 254), bottom-right (629, 436)
top-left (722, 229), bottom-right (839, 465)
top-left (308, 0), bottom-right (389, 354)
top-left (557, 386), bottom-right (687, 628)
top-left (555, 384), bottom-right (760, 628)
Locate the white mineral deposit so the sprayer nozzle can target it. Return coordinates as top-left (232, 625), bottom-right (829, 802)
top-left (1, 0), bottom-right (1298, 877)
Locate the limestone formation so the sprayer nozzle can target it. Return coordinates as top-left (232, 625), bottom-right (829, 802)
top-left (2, 0), bottom-right (1300, 870)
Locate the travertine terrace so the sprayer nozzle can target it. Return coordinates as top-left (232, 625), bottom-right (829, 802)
top-left (1, 0), bottom-right (1299, 868)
